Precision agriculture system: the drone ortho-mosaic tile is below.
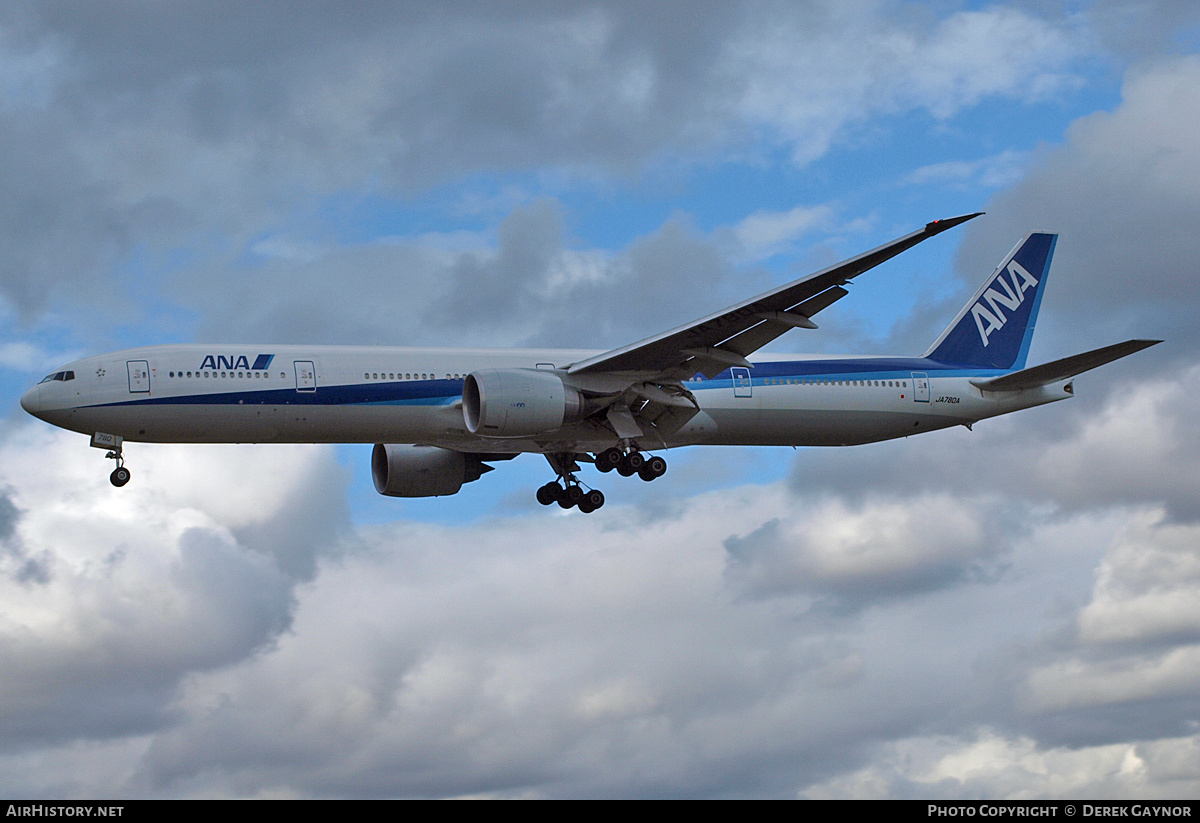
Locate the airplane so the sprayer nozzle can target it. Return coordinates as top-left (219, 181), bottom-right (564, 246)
top-left (20, 213), bottom-right (1159, 513)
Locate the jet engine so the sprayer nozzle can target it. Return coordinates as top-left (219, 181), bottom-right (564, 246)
top-left (371, 444), bottom-right (491, 497)
top-left (462, 369), bottom-right (586, 437)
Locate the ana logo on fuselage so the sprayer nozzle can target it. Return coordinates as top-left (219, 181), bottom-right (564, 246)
top-left (971, 260), bottom-right (1039, 347)
top-left (198, 354), bottom-right (275, 371)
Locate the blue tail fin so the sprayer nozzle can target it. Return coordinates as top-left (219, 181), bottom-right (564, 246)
top-left (924, 232), bottom-right (1056, 370)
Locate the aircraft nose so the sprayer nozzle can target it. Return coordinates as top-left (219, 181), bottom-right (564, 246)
top-left (20, 384), bottom-right (40, 415)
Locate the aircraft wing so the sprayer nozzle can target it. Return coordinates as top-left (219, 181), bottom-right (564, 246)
top-left (567, 212), bottom-right (982, 378)
top-left (969, 339), bottom-right (1162, 392)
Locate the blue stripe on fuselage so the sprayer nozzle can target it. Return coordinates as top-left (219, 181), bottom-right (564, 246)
top-left (697, 357), bottom-right (1005, 384)
top-left (85, 358), bottom-right (1000, 410)
top-left (89, 378), bottom-right (464, 408)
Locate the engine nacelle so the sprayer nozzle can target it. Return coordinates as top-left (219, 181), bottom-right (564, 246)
top-left (371, 444), bottom-right (490, 497)
top-left (462, 369), bottom-right (584, 437)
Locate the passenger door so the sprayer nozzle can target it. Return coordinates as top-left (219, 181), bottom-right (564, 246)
top-left (911, 372), bottom-right (930, 403)
top-left (294, 360), bottom-right (316, 392)
top-left (731, 367), bottom-right (752, 398)
top-left (127, 360), bottom-right (150, 393)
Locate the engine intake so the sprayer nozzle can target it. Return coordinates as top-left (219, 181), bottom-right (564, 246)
top-left (462, 369), bottom-right (585, 437)
top-left (371, 444), bottom-right (491, 497)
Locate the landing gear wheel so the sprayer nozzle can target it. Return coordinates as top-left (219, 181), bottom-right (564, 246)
top-left (596, 448), bottom-right (622, 473)
top-left (536, 482), bottom-right (561, 506)
top-left (542, 453), bottom-right (606, 513)
top-left (639, 455), bottom-right (667, 481)
top-left (110, 466), bottom-right (131, 487)
top-left (578, 489), bottom-right (604, 513)
top-left (617, 451), bottom-right (644, 476)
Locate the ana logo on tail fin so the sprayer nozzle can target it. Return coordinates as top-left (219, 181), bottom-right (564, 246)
top-left (925, 233), bottom-right (1057, 371)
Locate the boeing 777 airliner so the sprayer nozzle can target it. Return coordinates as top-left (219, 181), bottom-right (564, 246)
top-left (21, 213), bottom-right (1159, 512)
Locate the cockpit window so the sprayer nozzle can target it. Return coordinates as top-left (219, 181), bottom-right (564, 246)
top-left (38, 371), bottom-right (75, 384)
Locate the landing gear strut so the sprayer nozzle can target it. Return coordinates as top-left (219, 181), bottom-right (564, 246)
top-left (107, 449), bottom-right (130, 487)
top-left (536, 446), bottom-right (668, 512)
top-left (90, 433), bottom-right (131, 487)
top-left (537, 480), bottom-right (605, 513)
top-left (539, 453), bottom-right (605, 513)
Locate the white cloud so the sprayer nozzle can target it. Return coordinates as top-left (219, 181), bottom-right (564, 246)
top-left (0, 409), bottom-right (1196, 797)
top-left (724, 494), bottom-right (1002, 601)
top-left (904, 150), bottom-right (1028, 190)
top-left (0, 423), bottom-right (347, 751)
top-left (803, 730), bottom-right (1200, 799)
top-left (1078, 514), bottom-right (1200, 645)
top-left (723, 204), bottom-right (832, 262)
top-left (0, 341), bottom-right (57, 371)
top-left (1020, 511), bottom-right (1200, 715)
top-left (726, 4), bottom-right (1082, 164)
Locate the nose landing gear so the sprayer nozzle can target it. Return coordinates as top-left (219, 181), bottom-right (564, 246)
top-left (107, 450), bottom-right (130, 487)
top-left (90, 433), bottom-right (131, 487)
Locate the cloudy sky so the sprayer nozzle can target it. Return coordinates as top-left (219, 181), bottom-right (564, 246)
top-left (1, 0), bottom-right (1199, 798)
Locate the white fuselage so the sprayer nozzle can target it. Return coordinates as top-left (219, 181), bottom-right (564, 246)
top-left (21, 344), bottom-right (1070, 454)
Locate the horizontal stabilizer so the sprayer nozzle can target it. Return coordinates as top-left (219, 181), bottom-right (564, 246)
top-left (969, 339), bottom-right (1161, 392)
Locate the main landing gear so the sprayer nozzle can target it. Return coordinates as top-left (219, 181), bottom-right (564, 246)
top-left (595, 447), bottom-right (667, 482)
top-left (538, 453), bottom-right (605, 513)
top-left (536, 447), bottom-right (667, 512)
top-left (536, 479), bottom-right (606, 513)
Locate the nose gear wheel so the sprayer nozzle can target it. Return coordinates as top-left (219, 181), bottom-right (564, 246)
top-left (105, 447), bottom-right (131, 487)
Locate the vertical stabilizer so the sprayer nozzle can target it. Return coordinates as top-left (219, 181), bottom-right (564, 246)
top-left (925, 233), bottom-right (1056, 370)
